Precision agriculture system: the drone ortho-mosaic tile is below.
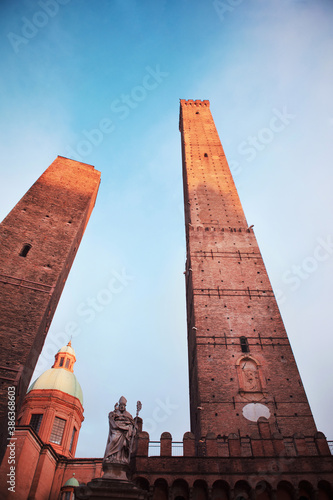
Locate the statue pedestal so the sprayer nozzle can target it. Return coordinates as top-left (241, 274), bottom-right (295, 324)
top-left (102, 461), bottom-right (129, 481)
top-left (74, 462), bottom-right (147, 500)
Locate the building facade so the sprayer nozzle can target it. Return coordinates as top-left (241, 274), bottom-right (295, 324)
top-left (18, 341), bottom-right (84, 459)
top-left (0, 343), bottom-right (101, 499)
top-left (0, 103), bottom-right (332, 499)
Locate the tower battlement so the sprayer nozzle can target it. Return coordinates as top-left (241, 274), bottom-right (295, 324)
top-left (180, 99), bottom-right (210, 107)
top-left (135, 427), bottom-right (331, 459)
top-left (132, 427), bottom-right (332, 497)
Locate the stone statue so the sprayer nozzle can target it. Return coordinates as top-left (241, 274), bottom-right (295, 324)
top-left (103, 396), bottom-right (141, 465)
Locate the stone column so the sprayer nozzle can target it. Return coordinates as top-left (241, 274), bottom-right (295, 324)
top-left (271, 489), bottom-right (278, 500)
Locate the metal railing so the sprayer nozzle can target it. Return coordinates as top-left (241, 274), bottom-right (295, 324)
top-left (148, 440), bottom-right (333, 456)
top-left (148, 441), bottom-right (160, 457)
top-left (172, 441), bottom-right (183, 456)
top-left (148, 441), bottom-right (183, 457)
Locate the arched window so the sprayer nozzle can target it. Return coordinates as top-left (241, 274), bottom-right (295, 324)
top-left (255, 480), bottom-right (271, 500)
top-left (234, 480), bottom-right (251, 500)
top-left (172, 479), bottom-right (189, 500)
top-left (153, 478), bottom-right (168, 500)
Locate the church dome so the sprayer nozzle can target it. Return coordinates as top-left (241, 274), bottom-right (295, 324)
top-left (27, 341), bottom-right (83, 404)
top-left (64, 474), bottom-right (80, 487)
top-left (27, 367), bottom-right (83, 404)
top-left (19, 341), bottom-right (84, 459)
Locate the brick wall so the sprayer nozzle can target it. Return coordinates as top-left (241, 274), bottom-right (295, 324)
top-left (132, 427), bottom-right (333, 496)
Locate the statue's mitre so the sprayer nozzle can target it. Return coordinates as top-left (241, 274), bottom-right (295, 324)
top-left (119, 396), bottom-right (127, 405)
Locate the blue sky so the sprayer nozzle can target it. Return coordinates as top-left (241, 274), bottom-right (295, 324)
top-left (0, 0), bottom-right (332, 457)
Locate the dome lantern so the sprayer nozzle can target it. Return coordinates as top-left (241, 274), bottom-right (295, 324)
top-left (52, 340), bottom-right (76, 372)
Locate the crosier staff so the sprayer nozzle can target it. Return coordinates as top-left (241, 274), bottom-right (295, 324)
top-left (129, 400), bottom-right (142, 460)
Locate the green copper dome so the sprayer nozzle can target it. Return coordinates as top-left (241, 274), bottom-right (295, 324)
top-left (64, 475), bottom-right (80, 487)
top-left (27, 368), bottom-right (83, 404)
top-left (27, 342), bottom-right (83, 404)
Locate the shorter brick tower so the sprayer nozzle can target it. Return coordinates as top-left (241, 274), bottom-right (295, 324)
top-left (0, 156), bottom-right (100, 462)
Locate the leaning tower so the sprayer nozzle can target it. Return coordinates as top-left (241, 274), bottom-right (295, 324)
top-left (0, 156), bottom-right (100, 462)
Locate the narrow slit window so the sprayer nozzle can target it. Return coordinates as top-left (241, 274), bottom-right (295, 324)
top-left (69, 427), bottom-right (77, 453)
top-left (240, 336), bottom-right (249, 353)
top-left (59, 357), bottom-right (64, 367)
top-left (19, 244), bottom-right (31, 257)
top-left (65, 359), bottom-right (70, 369)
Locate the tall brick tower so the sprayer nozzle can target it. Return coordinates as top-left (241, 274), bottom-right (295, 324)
top-left (179, 99), bottom-right (318, 441)
top-left (0, 156), bottom-right (100, 463)
top-left (129, 101), bottom-right (333, 497)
